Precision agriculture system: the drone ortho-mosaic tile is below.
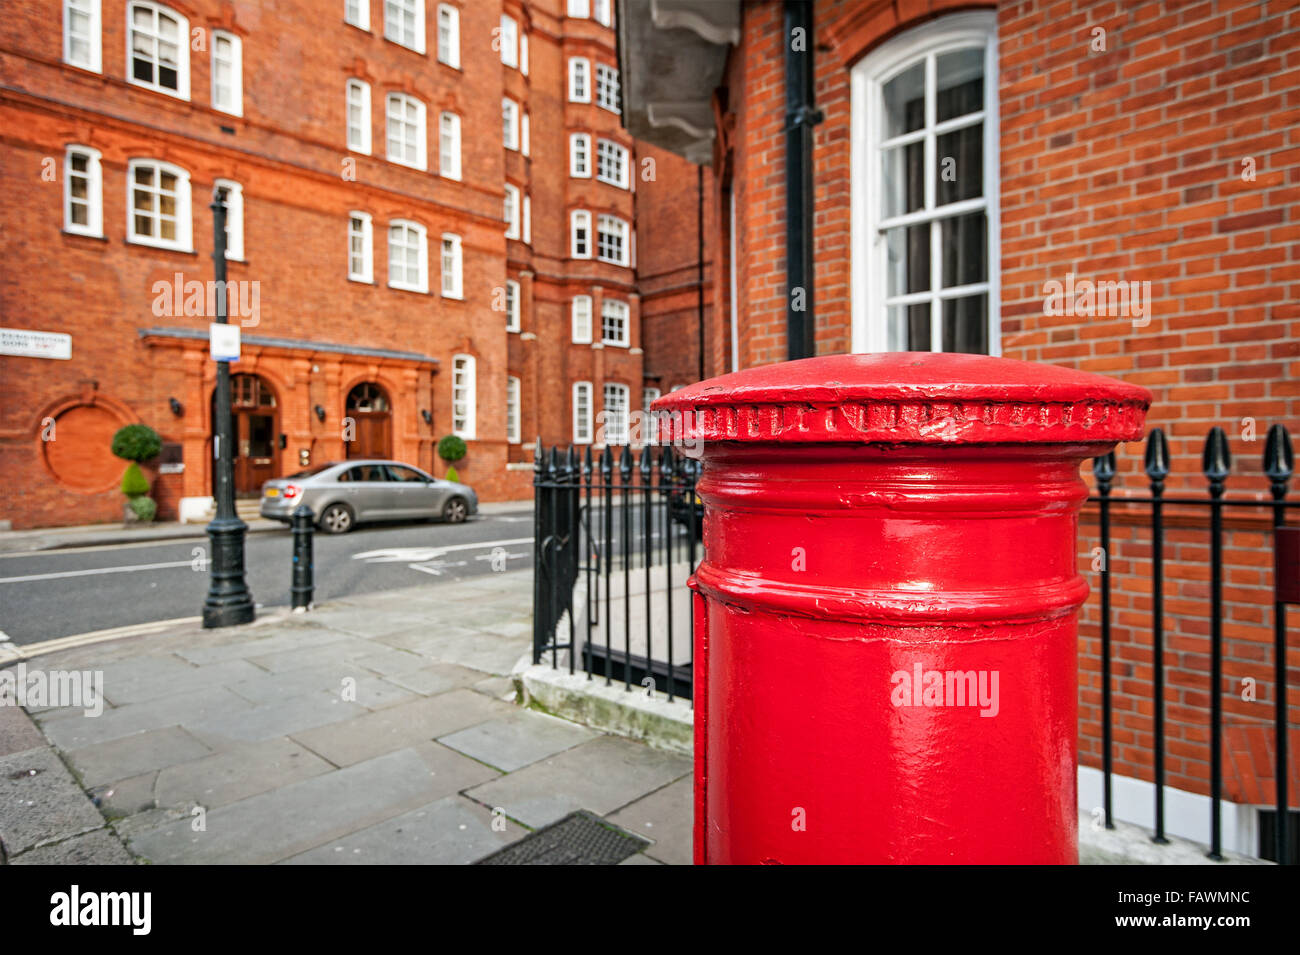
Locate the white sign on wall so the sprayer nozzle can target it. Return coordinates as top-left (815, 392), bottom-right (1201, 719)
top-left (0, 328), bottom-right (71, 360)
top-left (209, 323), bottom-right (241, 362)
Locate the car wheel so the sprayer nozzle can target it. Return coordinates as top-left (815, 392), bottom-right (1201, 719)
top-left (319, 503), bottom-right (354, 534)
top-left (442, 497), bottom-right (468, 524)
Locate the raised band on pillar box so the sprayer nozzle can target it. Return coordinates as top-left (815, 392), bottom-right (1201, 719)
top-left (653, 353), bottom-right (1150, 865)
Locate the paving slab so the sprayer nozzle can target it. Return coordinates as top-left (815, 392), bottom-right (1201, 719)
top-left (437, 709), bottom-right (597, 772)
top-left (99, 657), bottom-right (266, 706)
top-left (464, 735), bottom-right (691, 829)
top-left (290, 690), bottom-right (512, 767)
top-left (408, 632), bottom-right (530, 675)
top-left (126, 747), bottom-right (443, 864)
top-left (223, 664), bottom-right (416, 710)
top-left (605, 774), bottom-right (693, 866)
top-left (0, 747), bottom-right (105, 855)
top-left (35, 687), bottom-right (253, 750)
top-left (155, 737), bottom-right (334, 810)
top-left (66, 726), bottom-right (213, 789)
top-left (0, 704), bottom-right (46, 757)
top-left (173, 626), bottom-right (354, 666)
top-left (10, 828), bottom-right (135, 865)
top-left (244, 637), bottom-right (384, 673)
top-left (88, 771), bottom-right (158, 819)
top-left (183, 691), bottom-right (365, 745)
top-left (281, 794), bottom-right (525, 865)
top-left (384, 661), bottom-right (488, 696)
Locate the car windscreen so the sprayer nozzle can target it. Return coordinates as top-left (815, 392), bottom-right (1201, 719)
top-left (286, 464), bottom-right (336, 479)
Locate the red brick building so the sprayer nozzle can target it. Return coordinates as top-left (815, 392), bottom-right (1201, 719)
top-left (0, 0), bottom-right (707, 527)
top-left (619, 0), bottom-right (1298, 860)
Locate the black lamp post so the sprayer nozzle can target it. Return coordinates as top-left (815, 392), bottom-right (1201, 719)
top-left (202, 186), bottom-right (255, 628)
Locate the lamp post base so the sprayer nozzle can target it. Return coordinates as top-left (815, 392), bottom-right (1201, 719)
top-left (202, 515), bottom-right (255, 628)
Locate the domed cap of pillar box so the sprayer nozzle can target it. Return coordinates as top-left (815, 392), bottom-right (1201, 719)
top-left (651, 352), bottom-right (1151, 446)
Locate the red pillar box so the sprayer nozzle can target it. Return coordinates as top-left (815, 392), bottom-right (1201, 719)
top-left (654, 353), bottom-right (1150, 865)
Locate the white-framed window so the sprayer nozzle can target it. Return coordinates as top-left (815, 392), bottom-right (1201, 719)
top-left (572, 381), bottom-right (593, 443)
top-left (851, 11), bottom-right (999, 356)
top-left (601, 383), bottom-right (629, 444)
top-left (521, 112), bottom-right (530, 156)
top-left (346, 79), bottom-right (372, 153)
top-left (595, 139), bottom-right (628, 188)
top-left (570, 133), bottom-right (591, 177)
top-left (601, 299), bottom-right (629, 346)
top-left (568, 57), bottom-right (590, 102)
top-left (595, 63), bottom-right (620, 112)
top-left (571, 210), bottom-right (591, 259)
top-left (643, 386), bottom-right (662, 444)
top-left (440, 232), bottom-right (463, 298)
top-left (214, 179), bottom-right (244, 260)
top-left (345, 0), bottom-right (370, 30)
top-left (386, 92), bottom-right (426, 169)
top-left (520, 33), bottom-right (529, 75)
top-left (439, 111), bottom-right (461, 179)
top-left (211, 31), bottom-right (242, 116)
top-left (499, 14), bottom-right (518, 68)
top-left (504, 184), bottom-right (520, 239)
top-left (522, 195), bottom-right (531, 245)
top-left (596, 214), bottom-right (628, 265)
top-left (64, 0), bottom-right (102, 72)
top-left (571, 295), bottom-right (593, 343)
top-left (348, 211), bottom-right (373, 282)
top-left (64, 146), bottom-right (103, 237)
top-left (567, 0), bottom-right (589, 17)
top-left (452, 354), bottom-right (476, 438)
top-left (384, 0), bottom-right (425, 53)
top-left (388, 219), bottom-right (428, 292)
top-left (505, 279), bottom-right (520, 331)
top-left (127, 2), bottom-right (189, 99)
top-left (502, 98), bottom-right (519, 150)
top-left (126, 159), bottom-right (192, 250)
top-left (436, 3), bottom-right (459, 67)
top-left (506, 375), bottom-right (521, 444)
top-left (594, 0), bottom-right (612, 27)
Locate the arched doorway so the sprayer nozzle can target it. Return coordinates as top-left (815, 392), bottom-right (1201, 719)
top-left (212, 374), bottom-right (279, 497)
top-left (346, 382), bottom-right (392, 459)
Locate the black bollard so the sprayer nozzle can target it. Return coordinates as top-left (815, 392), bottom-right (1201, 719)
top-left (291, 504), bottom-right (314, 612)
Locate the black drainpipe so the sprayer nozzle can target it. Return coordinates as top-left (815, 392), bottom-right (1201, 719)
top-left (784, 0), bottom-right (822, 362)
top-left (697, 165), bottom-right (706, 382)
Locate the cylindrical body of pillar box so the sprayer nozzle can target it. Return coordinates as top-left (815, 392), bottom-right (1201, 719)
top-left (653, 353), bottom-right (1150, 865)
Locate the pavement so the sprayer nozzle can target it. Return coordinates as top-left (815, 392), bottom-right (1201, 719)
top-left (0, 567), bottom-right (691, 865)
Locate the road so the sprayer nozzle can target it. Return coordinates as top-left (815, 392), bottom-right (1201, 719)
top-left (0, 510), bottom-right (538, 646)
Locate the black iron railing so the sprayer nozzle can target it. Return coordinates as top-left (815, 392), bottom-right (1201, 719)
top-left (1090, 423), bottom-right (1296, 865)
top-left (533, 442), bottom-right (701, 700)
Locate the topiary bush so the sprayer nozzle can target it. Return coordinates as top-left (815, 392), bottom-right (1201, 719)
top-left (111, 424), bottom-right (162, 462)
top-left (121, 462), bottom-right (150, 497)
top-left (437, 434), bottom-right (467, 464)
top-left (128, 495), bottom-right (157, 522)
top-left (445, 465), bottom-right (460, 483)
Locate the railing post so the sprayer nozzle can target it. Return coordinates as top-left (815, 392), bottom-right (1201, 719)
top-left (1203, 426), bottom-right (1231, 861)
top-left (1144, 429), bottom-right (1170, 844)
top-left (655, 352), bottom-right (1149, 864)
top-left (1264, 424), bottom-right (1293, 865)
top-left (1093, 450), bottom-right (1117, 832)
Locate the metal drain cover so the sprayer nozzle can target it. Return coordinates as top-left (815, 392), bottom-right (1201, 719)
top-left (474, 810), bottom-right (650, 865)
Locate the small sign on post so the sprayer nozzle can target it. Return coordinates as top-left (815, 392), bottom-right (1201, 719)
top-left (209, 323), bottom-right (240, 362)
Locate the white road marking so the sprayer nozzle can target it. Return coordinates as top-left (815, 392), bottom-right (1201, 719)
top-left (351, 538), bottom-right (533, 563)
top-left (0, 560), bottom-right (196, 584)
top-left (406, 560), bottom-right (468, 577)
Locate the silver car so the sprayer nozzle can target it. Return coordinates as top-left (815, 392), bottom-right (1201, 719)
top-left (259, 460), bottom-right (478, 534)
